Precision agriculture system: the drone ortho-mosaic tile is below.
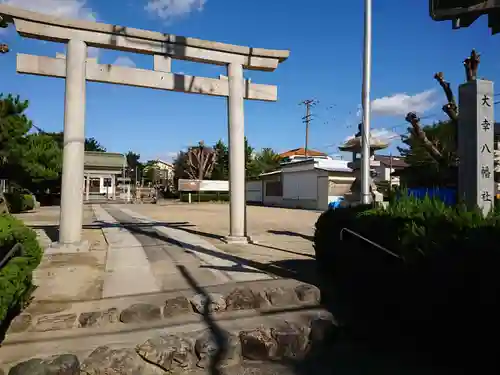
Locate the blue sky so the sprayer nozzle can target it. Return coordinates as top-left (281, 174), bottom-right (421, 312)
top-left (1, 0), bottom-right (500, 161)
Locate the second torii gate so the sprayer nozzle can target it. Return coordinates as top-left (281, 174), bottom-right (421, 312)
top-left (0, 5), bottom-right (289, 250)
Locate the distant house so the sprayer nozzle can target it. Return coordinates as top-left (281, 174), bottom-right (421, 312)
top-left (373, 154), bottom-right (408, 186)
top-left (144, 159), bottom-right (174, 187)
top-left (279, 148), bottom-right (329, 163)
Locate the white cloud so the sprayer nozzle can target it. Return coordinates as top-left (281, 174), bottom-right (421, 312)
top-left (343, 128), bottom-right (399, 145)
top-left (145, 0), bottom-right (206, 21)
top-left (113, 56), bottom-right (136, 67)
top-left (1, 0), bottom-right (97, 21)
top-left (371, 89), bottom-right (437, 117)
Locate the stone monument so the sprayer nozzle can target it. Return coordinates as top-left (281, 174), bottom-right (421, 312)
top-left (458, 79), bottom-right (495, 216)
top-left (339, 124), bottom-right (395, 205)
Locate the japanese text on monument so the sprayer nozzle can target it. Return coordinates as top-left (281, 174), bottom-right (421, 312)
top-left (478, 88), bottom-right (494, 209)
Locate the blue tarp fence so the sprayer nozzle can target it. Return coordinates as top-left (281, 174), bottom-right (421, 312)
top-left (401, 187), bottom-right (457, 206)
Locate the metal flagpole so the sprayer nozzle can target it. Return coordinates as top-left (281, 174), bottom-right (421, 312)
top-left (361, 0), bottom-right (372, 204)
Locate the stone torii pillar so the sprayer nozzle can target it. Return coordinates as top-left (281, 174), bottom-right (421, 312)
top-left (225, 63), bottom-right (247, 243)
top-left (58, 39), bottom-right (87, 249)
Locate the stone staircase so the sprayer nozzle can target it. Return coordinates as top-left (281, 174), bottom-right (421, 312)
top-left (0, 279), bottom-right (334, 374)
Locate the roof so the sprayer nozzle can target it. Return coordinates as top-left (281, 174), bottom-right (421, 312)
top-left (374, 155), bottom-right (408, 169)
top-left (259, 170), bottom-right (282, 177)
top-left (279, 148), bottom-right (327, 158)
top-left (315, 167), bottom-right (352, 173)
top-left (156, 160), bottom-right (174, 168)
top-left (280, 158), bottom-right (353, 173)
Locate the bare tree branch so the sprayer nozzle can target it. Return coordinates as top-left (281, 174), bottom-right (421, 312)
top-left (434, 72), bottom-right (458, 123)
top-left (405, 112), bottom-right (443, 162)
top-left (185, 141), bottom-right (217, 180)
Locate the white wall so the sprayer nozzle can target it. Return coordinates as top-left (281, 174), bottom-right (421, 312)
top-left (317, 175), bottom-right (330, 210)
top-left (282, 170), bottom-right (317, 200)
top-left (246, 180), bottom-right (263, 203)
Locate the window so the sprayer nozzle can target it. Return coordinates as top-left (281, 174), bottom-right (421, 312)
top-left (265, 180), bottom-right (282, 197)
top-left (103, 178), bottom-right (112, 187)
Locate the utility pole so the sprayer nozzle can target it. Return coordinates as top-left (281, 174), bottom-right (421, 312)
top-left (300, 99), bottom-right (318, 158)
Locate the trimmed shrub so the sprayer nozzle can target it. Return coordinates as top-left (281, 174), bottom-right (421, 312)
top-left (180, 192), bottom-right (229, 203)
top-left (22, 194), bottom-right (35, 211)
top-left (0, 214), bottom-right (43, 324)
top-left (314, 197), bottom-right (500, 368)
top-left (4, 192), bottom-right (35, 213)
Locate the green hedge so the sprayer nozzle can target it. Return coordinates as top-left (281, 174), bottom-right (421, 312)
top-left (314, 197), bottom-right (500, 369)
top-left (180, 192), bottom-right (229, 202)
top-left (4, 192), bottom-right (35, 213)
top-left (0, 214), bottom-right (43, 324)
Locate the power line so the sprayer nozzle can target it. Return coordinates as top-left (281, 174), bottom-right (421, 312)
top-left (299, 99), bottom-right (319, 158)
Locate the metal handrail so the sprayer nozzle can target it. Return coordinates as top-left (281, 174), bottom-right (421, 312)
top-left (340, 227), bottom-right (402, 260)
top-left (0, 243), bottom-right (24, 269)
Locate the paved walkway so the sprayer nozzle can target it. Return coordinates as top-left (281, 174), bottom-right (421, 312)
top-left (114, 205), bottom-right (273, 283)
top-left (92, 205), bottom-right (161, 297)
top-left (13, 203), bottom-right (316, 304)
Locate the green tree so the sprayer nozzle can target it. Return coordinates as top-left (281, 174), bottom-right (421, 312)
top-left (210, 138), bottom-right (280, 180)
top-left (45, 132), bottom-right (106, 152)
top-left (13, 133), bottom-right (62, 193)
top-left (397, 120), bottom-right (457, 187)
top-left (173, 151), bottom-right (189, 191)
top-left (0, 95), bottom-right (63, 193)
top-left (0, 94), bottom-right (32, 211)
top-left (211, 139), bottom-right (229, 180)
top-left (251, 148), bottom-right (282, 175)
top-left (0, 94), bottom-right (32, 177)
top-left (85, 137), bottom-right (106, 152)
top-left (143, 160), bottom-right (159, 183)
top-left (126, 151), bottom-right (143, 184)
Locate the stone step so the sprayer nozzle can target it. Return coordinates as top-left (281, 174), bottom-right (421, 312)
top-left (9, 279), bottom-right (313, 334)
top-left (3, 279), bottom-right (320, 354)
top-left (0, 305), bottom-right (335, 373)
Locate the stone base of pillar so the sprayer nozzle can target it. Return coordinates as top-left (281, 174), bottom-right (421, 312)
top-left (46, 240), bottom-right (89, 255)
top-left (222, 235), bottom-right (253, 245)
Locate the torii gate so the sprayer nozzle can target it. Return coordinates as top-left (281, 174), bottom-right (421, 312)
top-left (0, 5), bottom-right (289, 249)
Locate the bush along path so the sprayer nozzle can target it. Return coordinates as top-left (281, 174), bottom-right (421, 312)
top-left (314, 196), bottom-right (500, 373)
top-left (0, 214), bottom-right (42, 335)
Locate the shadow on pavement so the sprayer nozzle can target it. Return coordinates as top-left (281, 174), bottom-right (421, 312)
top-left (267, 230), bottom-right (314, 242)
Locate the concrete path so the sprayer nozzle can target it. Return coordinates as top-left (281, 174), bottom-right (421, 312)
top-left (114, 205), bottom-right (273, 283)
top-left (92, 205), bottom-right (161, 297)
top-left (102, 205), bottom-right (231, 291)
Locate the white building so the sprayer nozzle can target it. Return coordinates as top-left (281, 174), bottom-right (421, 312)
top-left (246, 158), bottom-right (355, 210)
top-left (372, 154), bottom-right (408, 187)
top-left (83, 152), bottom-right (126, 200)
top-left (143, 159), bottom-right (174, 188)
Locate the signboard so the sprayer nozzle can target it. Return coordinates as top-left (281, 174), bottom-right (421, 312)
top-left (458, 79), bottom-right (495, 216)
top-left (178, 179), bottom-right (229, 192)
